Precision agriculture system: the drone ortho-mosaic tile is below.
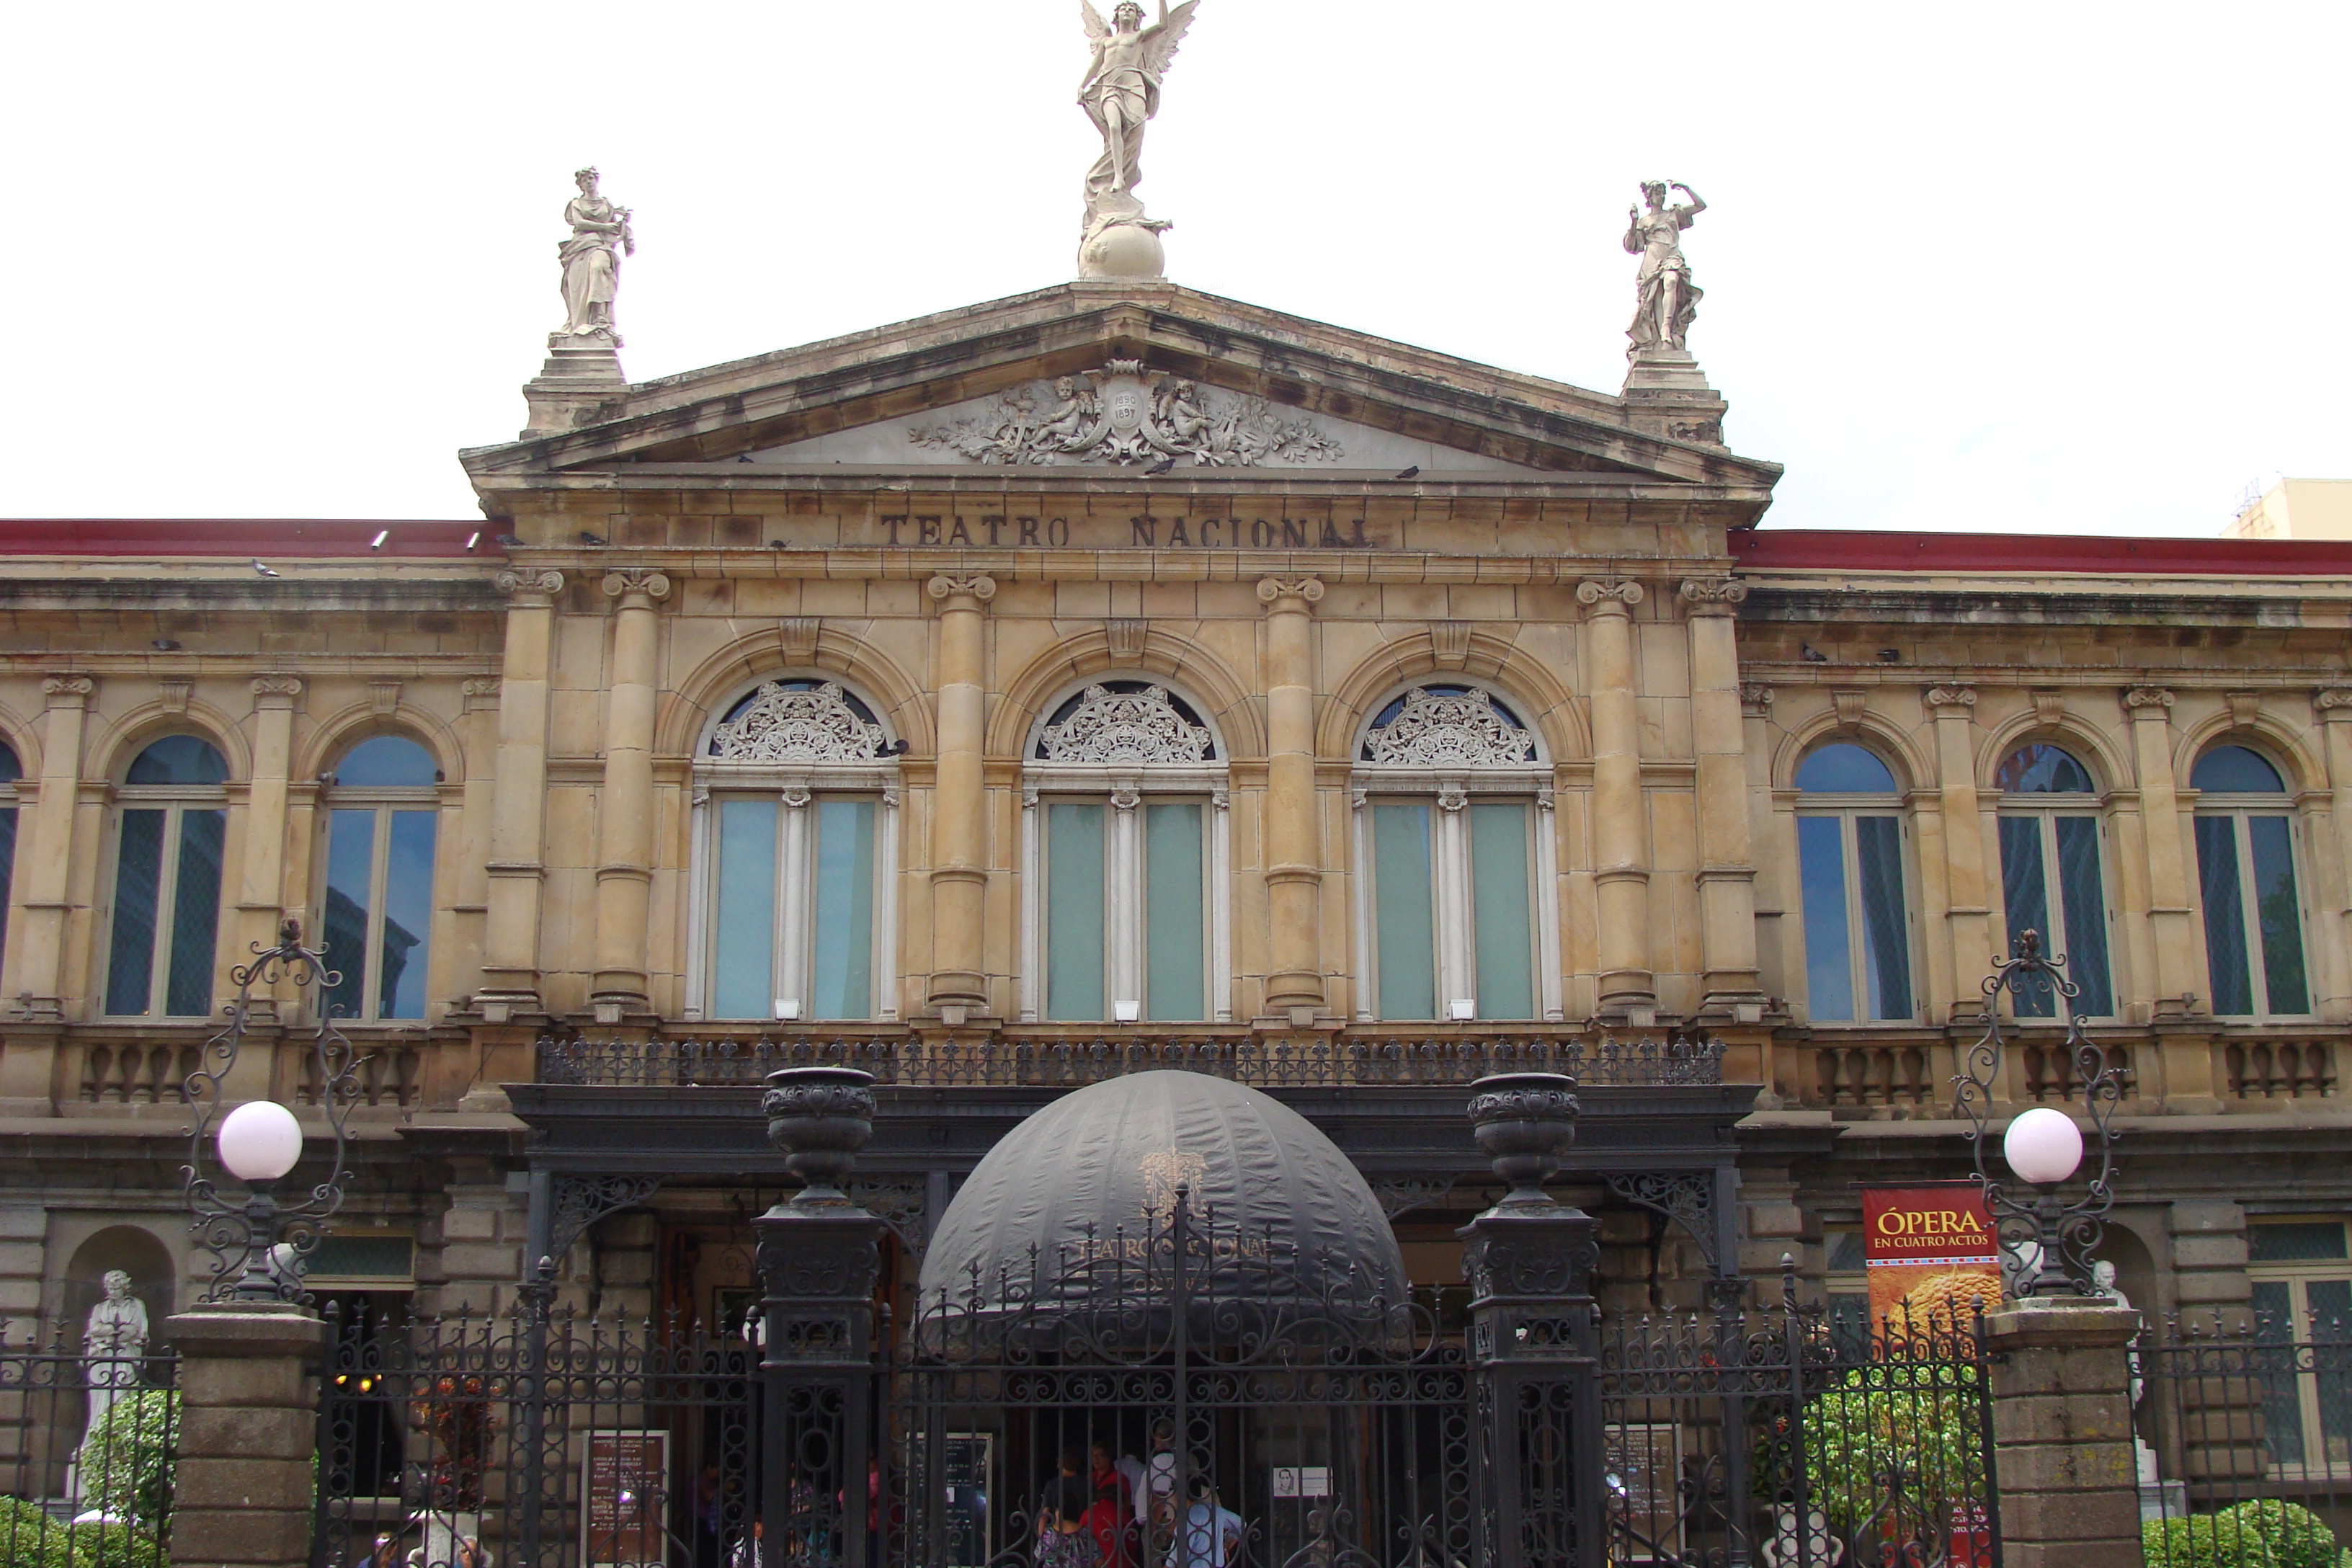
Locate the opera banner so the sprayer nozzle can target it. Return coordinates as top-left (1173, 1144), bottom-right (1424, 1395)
top-left (1862, 1182), bottom-right (2003, 1335)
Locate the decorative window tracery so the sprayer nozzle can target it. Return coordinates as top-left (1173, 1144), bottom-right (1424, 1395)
top-left (1035, 682), bottom-right (1217, 764)
top-left (1360, 686), bottom-right (1536, 767)
top-left (708, 681), bottom-right (888, 763)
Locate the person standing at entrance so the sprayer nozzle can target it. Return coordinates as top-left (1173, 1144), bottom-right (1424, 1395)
top-left (1037, 1448), bottom-right (1100, 1568)
top-left (1170, 1481), bottom-right (1243, 1568)
top-left (1084, 1445), bottom-right (1133, 1568)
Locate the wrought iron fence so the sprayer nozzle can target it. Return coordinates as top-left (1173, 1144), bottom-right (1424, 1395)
top-left (312, 1291), bottom-right (757, 1568)
top-left (2139, 1314), bottom-right (2352, 1566)
top-left (1600, 1283), bottom-right (2000, 1568)
top-left (0, 1323), bottom-right (179, 1568)
top-left (538, 1032), bottom-right (1727, 1091)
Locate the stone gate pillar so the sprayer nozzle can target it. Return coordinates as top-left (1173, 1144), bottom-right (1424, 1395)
top-left (757, 1067), bottom-right (887, 1568)
top-left (1984, 1298), bottom-right (2144, 1568)
top-left (164, 1302), bottom-right (329, 1568)
top-left (1460, 1073), bottom-right (1602, 1568)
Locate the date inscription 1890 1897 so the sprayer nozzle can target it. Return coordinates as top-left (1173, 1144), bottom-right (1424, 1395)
top-left (878, 514), bottom-right (1377, 549)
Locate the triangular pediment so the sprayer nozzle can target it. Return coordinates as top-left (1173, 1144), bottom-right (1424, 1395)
top-left (460, 282), bottom-right (1782, 499)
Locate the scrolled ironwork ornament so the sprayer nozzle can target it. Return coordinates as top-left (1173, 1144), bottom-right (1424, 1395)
top-left (1952, 927), bottom-right (2124, 1298)
top-left (182, 919), bottom-right (360, 1304)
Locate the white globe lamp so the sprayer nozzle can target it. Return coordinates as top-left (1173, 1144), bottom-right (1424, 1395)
top-left (218, 1100), bottom-right (304, 1183)
top-left (2002, 1106), bottom-right (2083, 1187)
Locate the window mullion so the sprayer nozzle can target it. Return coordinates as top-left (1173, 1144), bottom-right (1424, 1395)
top-left (153, 805), bottom-right (182, 1017)
top-left (1436, 791), bottom-right (1472, 1017)
top-left (777, 788), bottom-right (811, 1018)
top-left (1843, 813), bottom-right (1868, 1020)
top-left (1109, 790), bottom-right (1142, 1019)
top-left (364, 806), bottom-right (393, 1022)
top-left (2237, 814), bottom-right (2265, 1018)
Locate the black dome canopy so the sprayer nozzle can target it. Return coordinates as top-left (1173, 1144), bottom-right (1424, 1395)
top-left (918, 1072), bottom-right (1407, 1311)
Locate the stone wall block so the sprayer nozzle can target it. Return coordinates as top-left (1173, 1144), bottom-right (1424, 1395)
top-left (178, 1404), bottom-right (316, 1461)
top-left (1989, 1391), bottom-right (2134, 1446)
top-left (177, 1355), bottom-right (312, 1410)
top-left (438, 1242), bottom-right (522, 1280)
top-left (440, 1206), bottom-right (501, 1241)
top-left (169, 1511), bottom-right (318, 1565)
top-left (1992, 1440), bottom-right (2141, 1494)
top-left (1996, 1490), bottom-right (2143, 1545)
top-left (174, 1456), bottom-right (320, 1510)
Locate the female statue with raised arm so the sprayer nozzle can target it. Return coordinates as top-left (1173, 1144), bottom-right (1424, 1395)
top-left (1623, 180), bottom-right (1707, 353)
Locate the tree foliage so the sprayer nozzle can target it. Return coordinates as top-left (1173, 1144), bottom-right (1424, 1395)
top-left (75, 1389), bottom-right (178, 1525)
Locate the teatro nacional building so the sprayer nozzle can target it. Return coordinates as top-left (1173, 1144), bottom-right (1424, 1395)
top-left (2, 147), bottom-right (2348, 1383)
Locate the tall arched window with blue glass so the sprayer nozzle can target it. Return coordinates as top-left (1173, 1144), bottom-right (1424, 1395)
top-left (690, 680), bottom-right (901, 1023)
top-left (1350, 685), bottom-right (1561, 1024)
top-left (1794, 742), bottom-right (1915, 1023)
top-left (1994, 743), bottom-right (2114, 1017)
top-left (1020, 682), bottom-right (1229, 1025)
top-left (104, 735), bottom-right (229, 1017)
top-left (321, 736), bottom-right (440, 1021)
top-left (2191, 744), bottom-right (2311, 1019)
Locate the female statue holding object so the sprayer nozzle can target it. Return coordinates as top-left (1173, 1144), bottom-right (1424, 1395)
top-left (558, 167), bottom-right (634, 342)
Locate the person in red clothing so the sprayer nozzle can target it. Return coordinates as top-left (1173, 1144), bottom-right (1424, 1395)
top-left (1083, 1443), bottom-right (1134, 1568)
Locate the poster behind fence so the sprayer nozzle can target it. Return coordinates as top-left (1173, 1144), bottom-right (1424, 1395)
top-left (1862, 1182), bottom-right (2002, 1334)
top-left (583, 1430), bottom-right (669, 1568)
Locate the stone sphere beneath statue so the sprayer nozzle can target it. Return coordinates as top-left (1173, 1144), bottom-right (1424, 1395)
top-left (1080, 222), bottom-right (1166, 280)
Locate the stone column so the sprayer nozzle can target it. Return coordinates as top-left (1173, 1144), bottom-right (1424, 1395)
top-left (7, 674), bottom-right (93, 1025)
top-left (234, 677), bottom-right (303, 1020)
top-left (591, 569), bottom-right (671, 1021)
top-left (165, 1302), bottom-right (329, 1568)
top-left (2310, 690), bottom-right (2352, 1017)
top-left (475, 569), bottom-right (564, 1023)
top-left (1984, 1299), bottom-right (2144, 1568)
top-left (1257, 576), bottom-right (1326, 1025)
top-left (925, 574), bottom-right (994, 1023)
top-left (1681, 579), bottom-right (1763, 1021)
top-left (1927, 685), bottom-right (1988, 1021)
top-left (2125, 688), bottom-right (2201, 1018)
top-left (1577, 579), bottom-right (1653, 1023)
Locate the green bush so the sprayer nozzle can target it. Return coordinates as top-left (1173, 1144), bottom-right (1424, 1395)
top-left (62, 1524), bottom-right (164, 1568)
top-left (0, 1498), bottom-right (81, 1568)
top-left (1801, 1362), bottom-right (1984, 1531)
top-left (2144, 1515), bottom-right (2280, 1568)
top-left (2219, 1502), bottom-right (2338, 1568)
top-left (74, 1392), bottom-right (176, 1526)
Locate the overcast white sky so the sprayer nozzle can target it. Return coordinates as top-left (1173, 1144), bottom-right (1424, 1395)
top-left (4, 1), bottom-right (2346, 535)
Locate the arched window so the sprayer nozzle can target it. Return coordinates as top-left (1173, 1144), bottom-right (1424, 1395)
top-left (692, 680), bottom-right (899, 1022)
top-left (1351, 685), bottom-right (1555, 1023)
top-left (1794, 741), bottom-right (1914, 1023)
top-left (2191, 744), bottom-right (2309, 1018)
top-left (0, 743), bottom-right (19, 985)
top-left (106, 736), bottom-right (229, 1017)
top-left (1023, 681), bottom-right (1225, 1024)
top-left (321, 736), bottom-right (440, 1022)
top-left (1994, 744), bottom-right (2114, 1017)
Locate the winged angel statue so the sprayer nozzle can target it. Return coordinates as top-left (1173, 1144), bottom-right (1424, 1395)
top-left (1077, 1), bottom-right (1198, 233)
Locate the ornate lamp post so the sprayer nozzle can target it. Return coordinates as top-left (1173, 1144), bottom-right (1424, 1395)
top-left (183, 920), bottom-right (358, 1304)
top-left (1954, 930), bottom-right (2124, 1298)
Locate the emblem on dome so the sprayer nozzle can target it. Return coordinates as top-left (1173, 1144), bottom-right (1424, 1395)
top-left (1139, 1147), bottom-right (1210, 1219)
top-left (909, 361), bottom-right (1342, 468)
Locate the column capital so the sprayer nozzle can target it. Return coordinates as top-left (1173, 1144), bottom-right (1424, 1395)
top-left (1676, 577), bottom-right (1747, 615)
top-left (1255, 575), bottom-right (1324, 611)
top-left (600, 568), bottom-right (672, 605)
top-left (1925, 684), bottom-right (1978, 716)
top-left (1575, 578), bottom-right (1645, 614)
top-left (41, 673), bottom-right (94, 709)
top-left (249, 674), bottom-right (305, 706)
top-left (1738, 682), bottom-right (1774, 718)
top-left (2317, 689), bottom-right (2352, 721)
top-left (494, 567), bottom-right (566, 602)
top-left (2123, 686), bottom-right (2175, 718)
top-left (927, 573), bottom-right (997, 607)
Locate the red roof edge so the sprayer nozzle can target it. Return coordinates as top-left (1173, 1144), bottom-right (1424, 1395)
top-left (0, 519), bottom-right (494, 559)
top-left (1731, 528), bottom-right (2352, 577)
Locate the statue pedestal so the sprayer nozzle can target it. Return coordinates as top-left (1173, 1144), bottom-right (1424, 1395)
top-left (1621, 347), bottom-right (1728, 446)
top-left (521, 332), bottom-right (628, 440)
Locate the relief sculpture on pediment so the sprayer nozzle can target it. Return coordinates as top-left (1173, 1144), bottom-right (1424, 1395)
top-left (908, 360), bottom-right (1341, 468)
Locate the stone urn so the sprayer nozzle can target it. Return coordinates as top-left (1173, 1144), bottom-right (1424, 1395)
top-left (762, 1066), bottom-right (876, 1200)
top-left (1466, 1072), bottom-right (1580, 1206)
